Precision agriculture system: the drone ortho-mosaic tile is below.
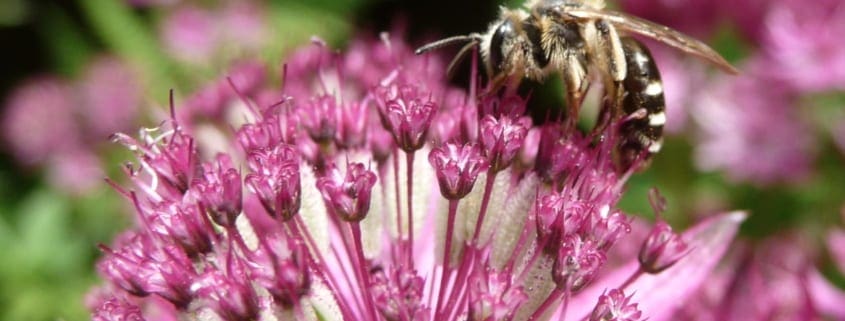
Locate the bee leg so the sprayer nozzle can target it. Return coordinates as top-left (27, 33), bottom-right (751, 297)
top-left (616, 36), bottom-right (666, 171)
top-left (590, 20), bottom-right (627, 84)
top-left (587, 20), bottom-right (628, 136)
top-left (562, 54), bottom-right (588, 130)
top-left (541, 19), bottom-right (589, 130)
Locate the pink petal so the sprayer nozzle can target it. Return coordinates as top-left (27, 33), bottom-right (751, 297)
top-left (807, 267), bottom-right (845, 318)
top-left (562, 211), bottom-right (747, 321)
top-left (826, 229), bottom-right (845, 274)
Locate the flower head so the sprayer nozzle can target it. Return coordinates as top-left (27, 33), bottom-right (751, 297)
top-left (89, 35), bottom-right (744, 321)
top-left (638, 220), bottom-right (689, 273)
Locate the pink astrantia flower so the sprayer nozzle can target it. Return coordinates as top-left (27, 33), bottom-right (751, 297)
top-left (2, 56), bottom-right (141, 193)
top-left (89, 35), bottom-right (745, 321)
top-left (692, 64), bottom-right (816, 186)
top-left (79, 56), bottom-right (142, 138)
top-left (160, 2), bottom-right (267, 64)
top-left (671, 235), bottom-right (845, 321)
top-left (2, 77), bottom-right (80, 165)
top-left (761, 0), bottom-right (845, 93)
top-left (161, 6), bottom-right (217, 63)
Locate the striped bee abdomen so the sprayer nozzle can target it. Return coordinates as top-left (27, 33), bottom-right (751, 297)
top-left (617, 36), bottom-right (665, 170)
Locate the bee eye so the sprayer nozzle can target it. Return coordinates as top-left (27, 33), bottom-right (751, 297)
top-left (489, 20), bottom-right (515, 75)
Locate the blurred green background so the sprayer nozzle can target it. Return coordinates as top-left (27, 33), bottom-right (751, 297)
top-left (0, 0), bottom-right (843, 320)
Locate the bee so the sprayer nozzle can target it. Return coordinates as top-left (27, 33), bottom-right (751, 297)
top-left (415, 0), bottom-right (737, 169)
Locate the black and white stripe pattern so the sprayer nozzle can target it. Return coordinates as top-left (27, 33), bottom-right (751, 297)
top-left (617, 36), bottom-right (665, 169)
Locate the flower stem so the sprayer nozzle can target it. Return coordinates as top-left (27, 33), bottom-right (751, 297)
top-left (434, 199), bottom-right (460, 317)
top-left (620, 267), bottom-right (644, 291)
top-left (471, 170), bottom-right (497, 246)
top-left (289, 217), bottom-right (355, 320)
top-left (528, 288), bottom-right (564, 321)
top-left (351, 223), bottom-right (379, 321)
top-left (406, 151), bottom-right (415, 266)
top-left (393, 149), bottom-right (403, 243)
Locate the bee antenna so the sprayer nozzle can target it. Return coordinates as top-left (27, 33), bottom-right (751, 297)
top-left (415, 34), bottom-right (483, 55)
top-left (446, 40), bottom-right (481, 79)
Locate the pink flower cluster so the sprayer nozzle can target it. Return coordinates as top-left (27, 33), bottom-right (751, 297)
top-left (160, 2), bottom-right (268, 65)
top-left (89, 35), bottom-right (746, 321)
top-left (1, 56), bottom-right (141, 192)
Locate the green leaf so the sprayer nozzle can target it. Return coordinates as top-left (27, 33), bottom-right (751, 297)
top-left (39, 5), bottom-right (95, 77)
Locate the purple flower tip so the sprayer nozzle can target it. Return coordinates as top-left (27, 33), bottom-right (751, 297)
top-left (370, 265), bottom-right (426, 321)
top-left (92, 297), bottom-right (146, 321)
top-left (300, 95), bottom-right (339, 143)
top-left (428, 142), bottom-right (488, 200)
top-left (375, 83), bottom-right (438, 152)
top-left (143, 199), bottom-right (215, 257)
top-left (638, 220), bottom-right (689, 273)
top-left (479, 114), bottom-right (531, 172)
top-left (249, 234), bottom-right (311, 307)
top-left (317, 161), bottom-right (378, 222)
top-left (245, 144), bottom-right (302, 221)
top-left (98, 233), bottom-right (195, 308)
top-left (192, 266), bottom-right (260, 321)
top-left (536, 193), bottom-right (587, 253)
top-left (589, 289), bottom-right (643, 321)
top-left (553, 235), bottom-right (607, 291)
top-left (468, 268), bottom-right (527, 321)
top-left (192, 154), bottom-right (243, 227)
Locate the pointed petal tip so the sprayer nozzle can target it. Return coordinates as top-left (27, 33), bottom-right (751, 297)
top-left (725, 211), bottom-right (748, 223)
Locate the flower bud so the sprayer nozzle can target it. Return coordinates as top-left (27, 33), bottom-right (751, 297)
top-left (245, 145), bottom-right (302, 221)
top-left (638, 220), bottom-right (689, 273)
top-left (479, 115), bottom-right (530, 172)
top-left (589, 289), bottom-right (642, 321)
top-left (92, 297), bottom-right (146, 321)
top-left (374, 83), bottom-right (438, 152)
top-left (317, 161), bottom-right (378, 222)
top-left (428, 143), bottom-right (487, 200)
top-left (552, 235), bottom-right (606, 291)
top-left (193, 154), bottom-right (242, 227)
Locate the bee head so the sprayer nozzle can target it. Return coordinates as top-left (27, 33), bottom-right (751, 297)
top-left (486, 20), bottom-right (516, 77)
top-left (482, 9), bottom-right (530, 79)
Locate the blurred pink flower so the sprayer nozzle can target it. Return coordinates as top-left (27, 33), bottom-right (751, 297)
top-left (79, 56), bottom-right (142, 138)
top-left (1, 56), bottom-right (141, 193)
top-left (160, 2), bottom-right (268, 64)
top-left (2, 77), bottom-right (80, 164)
top-left (761, 0), bottom-right (845, 93)
top-left (161, 6), bottom-right (217, 63)
top-left (692, 63), bottom-right (816, 186)
top-left (673, 236), bottom-right (845, 321)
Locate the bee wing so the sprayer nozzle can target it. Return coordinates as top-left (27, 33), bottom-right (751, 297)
top-left (566, 8), bottom-right (739, 74)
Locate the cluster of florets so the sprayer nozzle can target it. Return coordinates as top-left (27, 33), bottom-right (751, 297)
top-left (89, 35), bottom-right (713, 321)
